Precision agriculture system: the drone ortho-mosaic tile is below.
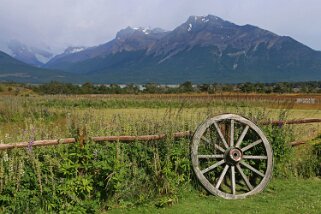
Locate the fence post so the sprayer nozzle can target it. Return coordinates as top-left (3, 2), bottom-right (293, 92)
top-left (76, 126), bottom-right (87, 149)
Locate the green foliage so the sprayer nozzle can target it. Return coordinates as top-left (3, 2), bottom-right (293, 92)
top-left (263, 111), bottom-right (321, 179)
top-left (263, 111), bottom-right (295, 178)
top-left (0, 94), bottom-right (319, 212)
top-left (178, 81), bottom-right (194, 93)
top-left (0, 137), bottom-right (191, 212)
top-left (29, 81), bottom-right (321, 95)
top-left (265, 125), bottom-right (293, 162)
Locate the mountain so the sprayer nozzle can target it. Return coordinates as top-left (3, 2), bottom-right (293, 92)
top-left (45, 27), bottom-right (168, 73)
top-left (0, 50), bottom-right (79, 83)
top-left (45, 15), bottom-right (321, 83)
top-left (5, 40), bottom-right (54, 67)
top-left (45, 46), bottom-right (87, 70)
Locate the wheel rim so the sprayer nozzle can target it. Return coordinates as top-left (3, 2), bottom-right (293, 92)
top-left (191, 114), bottom-right (273, 199)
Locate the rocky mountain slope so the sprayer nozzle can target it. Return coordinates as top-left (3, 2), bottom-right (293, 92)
top-left (44, 15), bottom-right (321, 83)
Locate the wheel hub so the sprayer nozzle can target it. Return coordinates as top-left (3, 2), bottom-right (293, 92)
top-left (225, 147), bottom-right (243, 165)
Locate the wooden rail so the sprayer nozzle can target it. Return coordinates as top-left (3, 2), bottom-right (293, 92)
top-left (0, 138), bottom-right (76, 150)
top-left (261, 118), bottom-right (321, 126)
top-left (91, 131), bottom-right (192, 142)
top-left (0, 131), bottom-right (192, 151)
top-left (0, 118), bottom-right (320, 151)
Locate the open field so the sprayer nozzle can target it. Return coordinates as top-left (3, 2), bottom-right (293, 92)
top-left (1, 93), bottom-right (320, 142)
top-left (0, 93), bottom-right (320, 213)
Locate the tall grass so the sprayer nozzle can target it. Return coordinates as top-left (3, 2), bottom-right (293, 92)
top-left (0, 95), bottom-right (320, 212)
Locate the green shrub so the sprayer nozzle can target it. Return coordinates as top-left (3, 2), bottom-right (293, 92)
top-left (0, 137), bottom-right (192, 212)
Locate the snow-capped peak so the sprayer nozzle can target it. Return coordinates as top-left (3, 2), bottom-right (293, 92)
top-left (132, 27), bottom-right (152, 35)
top-left (116, 26), bottom-right (167, 39)
top-left (188, 15), bottom-right (223, 23)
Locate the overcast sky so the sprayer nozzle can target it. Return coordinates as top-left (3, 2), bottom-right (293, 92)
top-left (1, 0), bottom-right (321, 53)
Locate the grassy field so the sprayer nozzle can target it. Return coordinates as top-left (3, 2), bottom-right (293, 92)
top-left (0, 93), bottom-right (320, 143)
top-left (108, 178), bottom-right (321, 214)
top-left (0, 93), bottom-right (320, 213)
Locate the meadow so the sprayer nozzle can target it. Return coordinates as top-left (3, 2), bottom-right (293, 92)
top-left (0, 92), bottom-right (320, 213)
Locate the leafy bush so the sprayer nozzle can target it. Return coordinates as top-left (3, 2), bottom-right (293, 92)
top-left (0, 136), bottom-right (191, 212)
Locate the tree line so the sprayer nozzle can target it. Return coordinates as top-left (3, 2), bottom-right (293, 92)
top-left (27, 81), bottom-right (321, 94)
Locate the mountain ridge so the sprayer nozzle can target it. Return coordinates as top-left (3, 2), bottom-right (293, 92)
top-left (43, 14), bottom-right (321, 83)
top-left (44, 26), bottom-right (168, 72)
top-left (1, 14), bottom-right (321, 83)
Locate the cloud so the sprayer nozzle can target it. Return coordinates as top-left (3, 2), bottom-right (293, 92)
top-left (0, 0), bottom-right (320, 53)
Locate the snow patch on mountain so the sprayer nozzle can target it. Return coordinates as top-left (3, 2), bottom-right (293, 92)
top-left (202, 17), bottom-right (209, 23)
top-left (4, 40), bottom-right (54, 66)
top-left (132, 27), bottom-right (151, 34)
top-left (35, 53), bottom-right (52, 64)
top-left (63, 46), bottom-right (87, 55)
top-left (142, 28), bottom-right (150, 34)
top-left (187, 24), bottom-right (193, 32)
top-left (70, 47), bottom-right (85, 54)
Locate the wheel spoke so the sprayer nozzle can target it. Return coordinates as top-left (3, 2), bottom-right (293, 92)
top-left (201, 136), bottom-right (226, 153)
top-left (198, 154), bottom-right (224, 159)
top-left (215, 164), bottom-right (230, 189)
top-left (201, 159), bottom-right (225, 174)
top-left (240, 161), bottom-right (265, 177)
top-left (231, 166), bottom-right (236, 195)
top-left (243, 155), bottom-right (267, 160)
top-left (215, 144), bottom-right (226, 153)
top-left (236, 164), bottom-right (253, 191)
top-left (201, 136), bottom-right (211, 144)
top-left (230, 119), bottom-right (234, 147)
top-left (213, 121), bottom-right (229, 149)
top-left (241, 139), bottom-right (262, 152)
top-left (235, 125), bottom-right (249, 148)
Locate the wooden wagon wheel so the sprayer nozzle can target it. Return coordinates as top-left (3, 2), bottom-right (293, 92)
top-left (191, 114), bottom-right (273, 199)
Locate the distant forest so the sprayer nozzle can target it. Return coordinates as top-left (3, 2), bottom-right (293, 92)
top-left (21, 81), bottom-right (321, 94)
top-left (0, 81), bottom-right (321, 94)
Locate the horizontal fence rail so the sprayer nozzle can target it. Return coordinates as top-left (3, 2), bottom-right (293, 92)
top-left (260, 118), bottom-right (321, 126)
top-left (0, 119), bottom-right (320, 151)
top-left (0, 138), bottom-right (76, 150)
top-left (0, 131), bottom-right (192, 151)
top-left (91, 131), bottom-right (192, 142)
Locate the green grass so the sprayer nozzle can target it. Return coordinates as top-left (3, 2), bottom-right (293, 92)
top-left (108, 178), bottom-right (321, 214)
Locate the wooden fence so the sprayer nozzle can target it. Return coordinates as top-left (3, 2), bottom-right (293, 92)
top-left (0, 118), bottom-right (320, 151)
